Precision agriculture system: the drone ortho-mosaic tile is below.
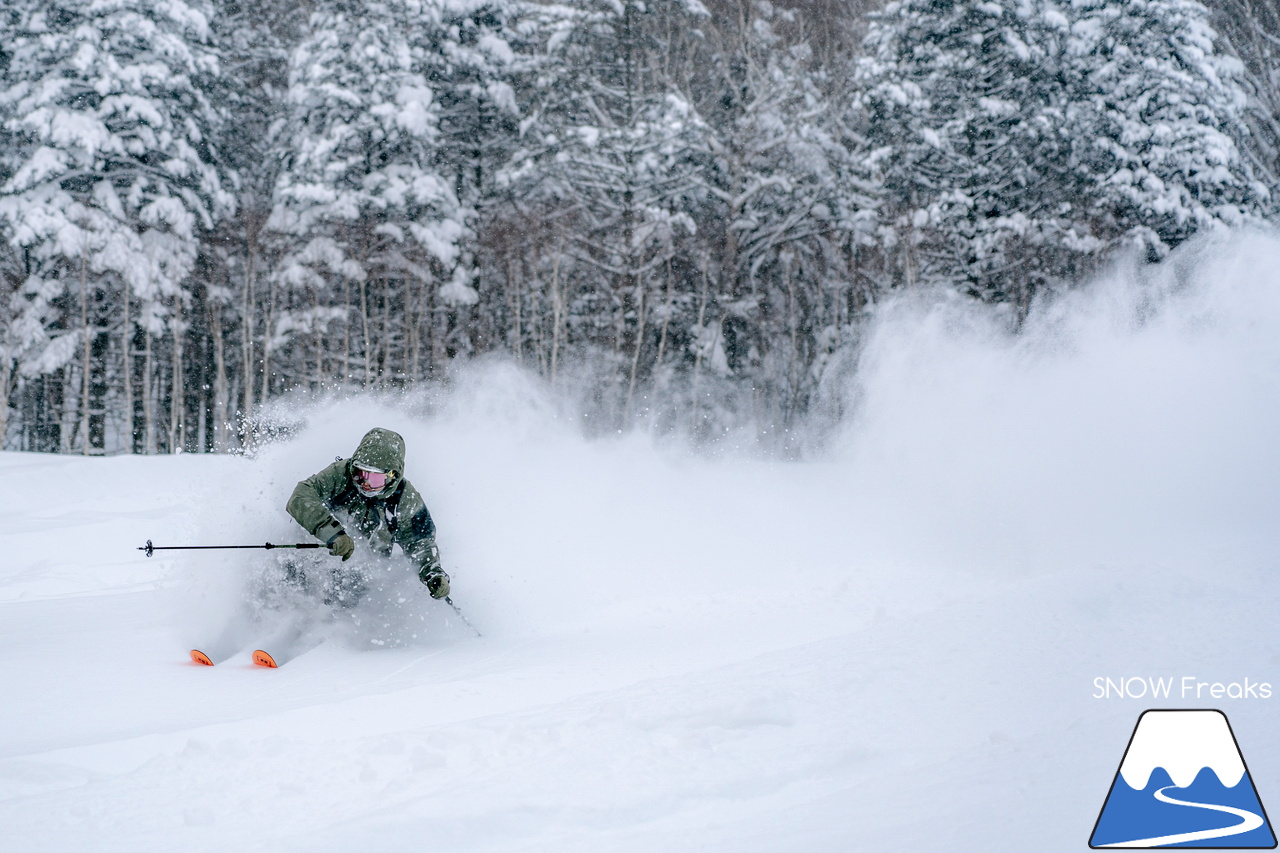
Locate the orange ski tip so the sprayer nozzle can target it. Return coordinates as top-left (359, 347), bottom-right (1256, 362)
top-left (190, 649), bottom-right (214, 666)
top-left (252, 650), bottom-right (278, 668)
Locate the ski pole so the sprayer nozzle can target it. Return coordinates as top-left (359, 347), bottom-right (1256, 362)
top-left (442, 595), bottom-right (482, 637)
top-left (138, 539), bottom-right (326, 557)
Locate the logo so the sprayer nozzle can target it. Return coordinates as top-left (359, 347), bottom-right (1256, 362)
top-left (1090, 709), bottom-right (1276, 848)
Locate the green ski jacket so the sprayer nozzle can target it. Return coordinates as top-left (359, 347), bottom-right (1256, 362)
top-left (286, 428), bottom-right (440, 571)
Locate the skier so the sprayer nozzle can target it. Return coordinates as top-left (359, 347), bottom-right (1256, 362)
top-left (286, 427), bottom-right (450, 603)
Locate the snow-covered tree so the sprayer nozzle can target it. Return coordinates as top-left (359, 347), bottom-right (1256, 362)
top-left (857, 0), bottom-right (1265, 308)
top-left (29, 0), bottom-right (1267, 451)
top-left (425, 0), bottom-right (529, 215)
top-left (1208, 0), bottom-right (1280, 211)
top-left (507, 0), bottom-right (709, 412)
top-left (415, 0), bottom-right (536, 364)
top-left (1066, 0), bottom-right (1268, 255)
top-left (691, 0), bottom-right (873, 417)
top-left (0, 0), bottom-right (230, 452)
top-left (268, 0), bottom-right (466, 390)
top-left (857, 0), bottom-right (1079, 305)
top-left (203, 0), bottom-right (298, 448)
top-left (0, 4), bottom-right (21, 446)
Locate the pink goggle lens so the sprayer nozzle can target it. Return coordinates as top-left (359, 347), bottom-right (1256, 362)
top-left (356, 468), bottom-right (389, 490)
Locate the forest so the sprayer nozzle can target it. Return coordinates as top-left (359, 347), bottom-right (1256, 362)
top-left (1, 0), bottom-right (1277, 454)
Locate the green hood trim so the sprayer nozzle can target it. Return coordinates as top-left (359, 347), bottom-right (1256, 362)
top-left (351, 428), bottom-right (406, 474)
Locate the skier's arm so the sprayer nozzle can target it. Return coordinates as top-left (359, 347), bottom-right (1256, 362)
top-left (394, 483), bottom-right (440, 572)
top-left (286, 460), bottom-right (350, 544)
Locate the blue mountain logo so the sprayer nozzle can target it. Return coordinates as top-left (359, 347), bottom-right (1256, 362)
top-left (1091, 709), bottom-right (1276, 848)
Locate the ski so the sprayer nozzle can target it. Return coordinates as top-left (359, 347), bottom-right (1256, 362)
top-left (189, 647), bottom-right (294, 667)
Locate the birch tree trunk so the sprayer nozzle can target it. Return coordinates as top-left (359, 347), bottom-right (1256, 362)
top-left (343, 277), bottom-right (352, 385)
top-left (690, 263), bottom-right (710, 431)
top-left (359, 275), bottom-right (371, 389)
top-left (784, 253), bottom-right (799, 420)
top-left (260, 275), bottom-right (275, 403)
top-left (0, 342), bottom-right (12, 450)
top-left (209, 292), bottom-right (229, 451)
top-left (380, 276), bottom-right (392, 384)
top-left (312, 287), bottom-right (323, 391)
top-left (653, 259), bottom-right (674, 386)
top-left (625, 285), bottom-right (646, 420)
top-left (122, 278), bottom-right (133, 452)
top-left (550, 240), bottom-right (564, 385)
top-left (511, 259), bottom-right (523, 361)
top-left (169, 299), bottom-right (183, 453)
top-left (79, 255), bottom-right (91, 455)
top-left (242, 245), bottom-right (256, 420)
top-left (408, 276), bottom-right (420, 382)
top-left (143, 328), bottom-right (155, 454)
top-left (59, 364), bottom-right (73, 453)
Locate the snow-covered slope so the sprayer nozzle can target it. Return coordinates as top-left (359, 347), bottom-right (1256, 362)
top-left (2, 236), bottom-right (1280, 852)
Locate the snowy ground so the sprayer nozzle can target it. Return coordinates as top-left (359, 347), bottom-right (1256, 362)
top-left (3, 235), bottom-right (1280, 852)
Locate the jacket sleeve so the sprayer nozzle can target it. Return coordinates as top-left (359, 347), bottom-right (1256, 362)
top-left (393, 481), bottom-right (440, 570)
top-left (286, 460), bottom-right (350, 544)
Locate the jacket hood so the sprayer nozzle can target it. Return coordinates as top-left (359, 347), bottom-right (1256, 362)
top-left (351, 428), bottom-right (406, 475)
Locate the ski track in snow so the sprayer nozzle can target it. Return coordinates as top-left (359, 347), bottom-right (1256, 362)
top-left (3, 237), bottom-right (1280, 851)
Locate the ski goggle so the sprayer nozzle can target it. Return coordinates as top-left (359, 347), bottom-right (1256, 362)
top-left (354, 466), bottom-right (392, 491)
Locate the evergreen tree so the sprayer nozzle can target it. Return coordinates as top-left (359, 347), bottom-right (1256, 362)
top-left (856, 0), bottom-right (1264, 308)
top-left (268, 0), bottom-right (465, 390)
top-left (1066, 0), bottom-right (1268, 256)
top-left (206, 0), bottom-right (299, 447)
top-left (425, 0), bottom-right (529, 222)
top-left (6, 0), bottom-right (1265, 454)
top-left (0, 0), bottom-right (230, 451)
top-left (1207, 0), bottom-right (1280, 212)
top-left (509, 0), bottom-right (708, 408)
top-left (858, 0), bottom-right (1101, 305)
top-left (415, 0), bottom-right (535, 361)
top-left (692, 0), bottom-right (872, 409)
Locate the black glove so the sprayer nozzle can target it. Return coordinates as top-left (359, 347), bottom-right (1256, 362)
top-left (419, 567), bottom-right (450, 599)
top-left (327, 532), bottom-right (355, 561)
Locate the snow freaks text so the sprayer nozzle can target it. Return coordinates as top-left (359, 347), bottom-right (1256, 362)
top-left (1093, 677), bottom-right (1274, 700)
